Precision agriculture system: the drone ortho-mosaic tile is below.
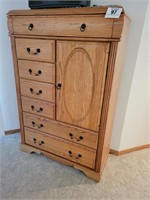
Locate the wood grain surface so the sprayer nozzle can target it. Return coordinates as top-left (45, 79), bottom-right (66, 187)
top-left (13, 15), bottom-right (113, 38)
top-left (22, 97), bottom-right (55, 119)
top-left (23, 113), bottom-right (98, 149)
top-left (20, 79), bottom-right (55, 102)
top-left (56, 41), bottom-right (109, 132)
top-left (15, 38), bottom-right (55, 62)
top-left (18, 60), bottom-right (55, 83)
top-left (25, 127), bottom-right (96, 169)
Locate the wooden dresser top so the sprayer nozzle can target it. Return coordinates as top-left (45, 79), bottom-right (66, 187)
top-left (7, 6), bottom-right (124, 16)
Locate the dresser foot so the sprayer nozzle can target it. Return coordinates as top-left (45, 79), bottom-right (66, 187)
top-left (21, 144), bottom-right (100, 182)
top-left (21, 144), bottom-right (42, 154)
top-left (74, 165), bottom-right (101, 182)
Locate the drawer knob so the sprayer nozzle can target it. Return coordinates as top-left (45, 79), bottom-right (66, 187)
top-left (28, 23), bottom-right (34, 31)
top-left (39, 141), bottom-right (44, 145)
top-left (31, 105), bottom-right (43, 113)
top-left (69, 133), bottom-right (83, 141)
top-left (28, 69), bottom-right (32, 74)
top-left (27, 47), bottom-right (41, 55)
top-left (56, 83), bottom-right (62, 90)
top-left (80, 23), bottom-right (86, 32)
top-left (30, 88), bottom-right (42, 95)
top-left (69, 133), bottom-right (73, 139)
top-left (33, 138), bottom-right (44, 145)
top-left (33, 138), bottom-right (36, 143)
top-left (28, 69), bottom-right (42, 76)
top-left (36, 70), bottom-right (42, 76)
top-left (68, 151), bottom-right (82, 159)
top-left (78, 136), bottom-right (83, 141)
top-left (76, 154), bottom-right (82, 159)
top-left (32, 121), bottom-right (44, 129)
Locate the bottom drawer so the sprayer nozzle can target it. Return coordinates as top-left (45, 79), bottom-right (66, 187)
top-left (25, 127), bottom-right (96, 169)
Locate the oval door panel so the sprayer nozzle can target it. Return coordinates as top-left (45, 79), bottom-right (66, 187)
top-left (64, 48), bottom-right (94, 122)
top-left (57, 41), bottom-right (110, 131)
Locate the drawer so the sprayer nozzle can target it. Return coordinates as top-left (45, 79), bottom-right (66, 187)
top-left (18, 60), bottom-right (55, 83)
top-left (22, 97), bottom-right (55, 119)
top-left (23, 113), bottom-right (98, 149)
top-left (20, 79), bottom-right (55, 102)
top-left (25, 127), bottom-right (96, 169)
top-left (15, 38), bottom-right (55, 62)
top-left (13, 16), bottom-right (113, 38)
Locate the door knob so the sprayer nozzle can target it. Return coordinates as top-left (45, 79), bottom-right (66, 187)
top-left (56, 83), bottom-right (62, 90)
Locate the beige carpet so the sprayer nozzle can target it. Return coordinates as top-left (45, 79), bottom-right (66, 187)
top-left (0, 133), bottom-right (150, 200)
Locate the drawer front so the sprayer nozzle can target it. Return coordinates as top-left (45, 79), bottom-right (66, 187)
top-left (18, 60), bottom-right (55, 83)
top-left (25, 127), bottom-right (96, 169)
top-left (13, 16), bottom-right (113, 38)
top-left (20, 79), bottom-right (55, 102)
top-left (16, 38), bottom-right (55, 62)
top-left (23, 113), bottom-right (98, 149)
top-left (22, 97), bottom-right (55, 119)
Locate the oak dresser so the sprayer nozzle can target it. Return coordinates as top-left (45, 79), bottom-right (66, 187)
top-left (7, 6), bottom-right (130, 181)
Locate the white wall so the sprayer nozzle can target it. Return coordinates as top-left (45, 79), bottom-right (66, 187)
top-left (148, 0), bottom-right (150, 144)
top-left (0, 103), bottom-right (4, 135)
top-left (0, 0), bottom-right (28, 132)
top-left (91, 0), bottom-right (149, 150)
top-left (0, 1), bottom-right (3, 135)
top-left (119, 7), bottom-right (149, 150)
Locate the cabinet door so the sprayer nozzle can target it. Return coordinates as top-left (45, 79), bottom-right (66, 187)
top-left (56, 41), bottom-right (110, 132)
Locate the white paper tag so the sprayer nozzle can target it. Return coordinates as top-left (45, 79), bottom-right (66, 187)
top-left (105, 7), bottom-right (123, 18)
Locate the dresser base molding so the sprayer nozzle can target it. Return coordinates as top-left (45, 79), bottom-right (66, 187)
top-left (74, 165), bottom-right (100, 182)
top-left (20, 144), bottom-right (101, 182)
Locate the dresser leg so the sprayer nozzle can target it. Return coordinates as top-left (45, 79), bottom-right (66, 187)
top-left (20, 144), bottom-right (42, 154)
top-left (74, 165), bottom-right (101, 182)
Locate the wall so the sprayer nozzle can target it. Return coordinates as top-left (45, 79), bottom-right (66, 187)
top-left (119, 6), bottom-right (149, 150)
top-left (0, 103), bottom-right (4, 135)
top-left (148, 0), bottom-right (150, 144)
top-left (0, 0), bottom-right (28, 132)
top-left (0, 1), bottom-right (4, 135)
top-left (91, 0), bottom-right (148, 150)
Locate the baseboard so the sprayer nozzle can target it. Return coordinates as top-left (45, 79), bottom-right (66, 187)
top-left (5, 129), bottom-right (20, 135)
top-left (109, 149), bottom-right (120, 156)
top-left (110, 144), bottom-right (150, 156)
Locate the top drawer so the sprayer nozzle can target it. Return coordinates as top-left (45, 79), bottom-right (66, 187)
top-left (12, 15), bottom-right (113, 38)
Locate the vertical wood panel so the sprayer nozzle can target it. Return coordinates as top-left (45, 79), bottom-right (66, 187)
top-left (10, 36), bottom-right (25, 144)
top-left (96, 16), bottom-right (130, 173)
top-left (95, 42), bottom-right (118, 172)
